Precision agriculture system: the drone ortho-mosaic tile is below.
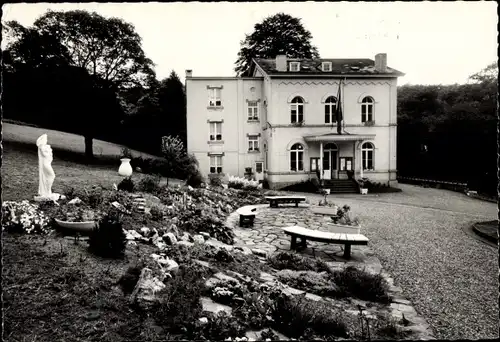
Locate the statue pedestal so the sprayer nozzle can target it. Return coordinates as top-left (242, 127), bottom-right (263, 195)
top-left (34, 193), bottom-right (65, 202)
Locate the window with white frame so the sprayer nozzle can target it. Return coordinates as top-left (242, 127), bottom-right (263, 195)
top-left (361, 97), bottom-right (374, 122)
top-left (209, 122), bottom-right (222, 141)
top-left (289, 62), bottom-right (300, 72)
top-left (322, 62), bottom-right (332, 72)
top-left (290, 143), bottom-right (304, 171)
top-left (248, 135), bottom-right (259, 151)
top-left (361, 142), bottom-right (374, 170)
top-left (208, 87), bottom-right (222, 107)
top-left (247, 101), bottom-right (259, 121)
top-left (324, 96), bottom-right (337, 124)
top-left (209, 155), bottom-right (223, 174)
top-left (290, 96), bottom-right (304, 123)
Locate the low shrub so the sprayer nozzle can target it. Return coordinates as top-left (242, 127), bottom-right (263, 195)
top-left (152, 263), bottom-right (211, 334)
top-left (280, 180), bottom-right (321, 193)
top-left (373, 313), bottom-right (411, 339)
top-left (214, 250), bottom-right (272, 279)
top-left (209, 278), bottom-right (245, 305)
top-left (177, 209), bottom-right (234, 244)
top-left (330, 266), bottom-right (390, 303)
top-left (260, 328), bottom-right (280, 341)
top-left (63, 186), bottom-right (77, 200)
top-left (118, 177), bottom-right (135, 192)
top-left (85, 186), bottom-right (105, 209)
top-left (357, 178), bottom-right (402, 193)
top-left (117, 265), bottom-right (144, 294)
top-left (149, 205), bottom-right (164, 221)
top-left (228, 175), bottom-right (259, 191)
top-left (209, 175), bottom-right (223, 188)
top-left (120, 146), bottom-right (133, 159)
top-left (268, 252), bottom-right (330, 273)
top-left (186, 170), bottom-right (205, 188)
top-left (271, 293), bottom-right (349, 339)
top-left (137, 174), bottom-right (162, 194)
top-left (191, 311), bottom-right (247, 341)
top-left (164, 243), bottom-right (217, 266)
top-left (276, 270), bottom-right (340, 297)
top-left (262, 179), bottom-right (270, 189)
top-left (88, 211), bottom-right (127, 259)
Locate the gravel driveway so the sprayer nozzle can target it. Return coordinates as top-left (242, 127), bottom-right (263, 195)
top-left (297, 184), bottom-right (498, 340)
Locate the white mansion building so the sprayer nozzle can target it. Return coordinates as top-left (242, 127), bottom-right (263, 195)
top-left (186, 53), bottom-right (404, 190)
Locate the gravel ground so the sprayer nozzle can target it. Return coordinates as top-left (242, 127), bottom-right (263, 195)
top-left (298, 186), bottom-right (498, 340)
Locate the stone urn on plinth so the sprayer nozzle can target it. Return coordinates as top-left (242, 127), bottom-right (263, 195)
top-left (119, 158), bottom-right (133, 177)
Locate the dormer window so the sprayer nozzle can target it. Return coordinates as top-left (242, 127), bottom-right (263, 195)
top-left (289, 62), bottom-right (300, 72)
top-left (322, 62), bottom-right (332, 72)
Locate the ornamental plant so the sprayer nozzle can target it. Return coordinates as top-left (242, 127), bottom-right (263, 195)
top-left (1, 200), bottom-right (51, 234)
top-left (227, 174), bottom-right (260, 191)
top-left (331, 204), bottom-right (360, 226)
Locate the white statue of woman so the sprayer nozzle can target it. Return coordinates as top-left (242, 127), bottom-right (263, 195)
top-left (35, 134), bottom-right (61, 201)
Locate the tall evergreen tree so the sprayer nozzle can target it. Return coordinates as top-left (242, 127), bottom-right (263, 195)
top-left (235, 13), bottom-right (320, 76)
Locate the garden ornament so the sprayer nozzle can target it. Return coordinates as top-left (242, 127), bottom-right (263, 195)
top-left (34, 134), bottom-right (63, 202)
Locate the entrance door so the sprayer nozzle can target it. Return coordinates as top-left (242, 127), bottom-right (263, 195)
top-left (322, 143), bottom-right (338, 180)
top-left (255, 161), bottom-right (264, 183)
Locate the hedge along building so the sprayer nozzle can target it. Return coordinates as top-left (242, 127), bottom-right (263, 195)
top-left (186, 54), bottom-right (404, 189)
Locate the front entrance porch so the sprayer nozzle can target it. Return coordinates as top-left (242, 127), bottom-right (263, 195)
top-left (304, 132), bottom-right (375, 183)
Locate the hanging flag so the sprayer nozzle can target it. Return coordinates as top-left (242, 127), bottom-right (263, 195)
top-left (336, 79), bottom-right (343, 134)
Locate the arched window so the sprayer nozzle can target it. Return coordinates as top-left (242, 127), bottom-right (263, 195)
top-left (324, 143), bottom-right (338, 150)
top-left (290, 143), bottom-right (304, 171)
top-left (290, 97), bottom-right (304, 123)
top-left (361, 97), bottom-right (374, 122)
top-left (324, 96), bottom-right (337, 124)
top-left (361, 142), bottom-right (374, 170)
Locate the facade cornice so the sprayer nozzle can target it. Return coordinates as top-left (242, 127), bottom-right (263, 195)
top-left (277, 80), bottom-right (393, 86)
top-left (270, 124), bottom-right (392, 128)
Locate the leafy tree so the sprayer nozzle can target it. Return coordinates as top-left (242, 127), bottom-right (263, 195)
top-left (161, 135), bottom-right (187, 186)
top-left (30, 10), bottom-right (156, 89)
top-left (235, 13), bottom-right (320, 76)
top-left (3, 10), bottom-right (155, 158)
top-left (397, 61), bottom-right (497, 196)
top-left (3, 21), bottom-right (70, 69)
top-left (468, 61), bottom-right (498, 85)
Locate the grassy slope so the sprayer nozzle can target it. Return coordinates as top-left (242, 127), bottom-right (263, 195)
top-left (2, 122), bottom-right (159, 159)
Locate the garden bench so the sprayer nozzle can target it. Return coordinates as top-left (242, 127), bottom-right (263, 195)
top-left (282, 226), bottom-right (369, 259)
top-left (265, 196), bottom-right (306, 208)
top-left (236, 206), bottom-right (257, 227)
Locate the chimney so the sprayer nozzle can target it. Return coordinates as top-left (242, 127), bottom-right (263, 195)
top-left (185, 69), bottom-right (193, 78)
top-left (275, 55), bottom-right (287, 72)
top-left (374, 53), bottom-right (387, 72)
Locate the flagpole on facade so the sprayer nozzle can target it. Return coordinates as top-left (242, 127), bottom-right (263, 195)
top-left (342, 77), bottom-right (350, 134)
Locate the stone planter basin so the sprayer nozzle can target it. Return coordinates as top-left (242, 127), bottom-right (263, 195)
top-left (329, 222), bottom-right (361, 235)
top-left (54, 218), bottom-right (97, 235)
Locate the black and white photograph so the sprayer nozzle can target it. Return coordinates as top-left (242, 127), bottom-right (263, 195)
top-left (1, 1), bottom-right (498, 341)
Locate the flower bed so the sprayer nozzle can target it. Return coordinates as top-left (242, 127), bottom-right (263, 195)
top-left (2, 200), bottom-right (51, 234)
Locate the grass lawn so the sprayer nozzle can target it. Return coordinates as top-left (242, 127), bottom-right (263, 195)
top-left (3, 233), bottom-right (164, 341)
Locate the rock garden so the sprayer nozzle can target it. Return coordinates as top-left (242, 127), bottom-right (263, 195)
top-left (3, 169), bottom-right (436, 341)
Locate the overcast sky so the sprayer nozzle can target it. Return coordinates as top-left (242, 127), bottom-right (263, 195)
top-left (2, 2), bottom-right (497, 85)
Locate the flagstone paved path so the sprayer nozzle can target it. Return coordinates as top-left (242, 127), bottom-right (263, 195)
top-left (227, 184), bottom-right (498, 340)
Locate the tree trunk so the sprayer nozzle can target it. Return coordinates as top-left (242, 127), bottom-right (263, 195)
top-left (84, 136), bottom-right (94, 159)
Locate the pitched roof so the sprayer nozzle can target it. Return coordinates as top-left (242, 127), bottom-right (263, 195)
top-left (253, 58), bottom-right (404, 77)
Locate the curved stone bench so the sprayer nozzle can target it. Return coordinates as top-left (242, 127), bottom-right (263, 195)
top-left (283, 225), bottom-right (369, 259)
top-left (236, 205), bottom-right (257, 228)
